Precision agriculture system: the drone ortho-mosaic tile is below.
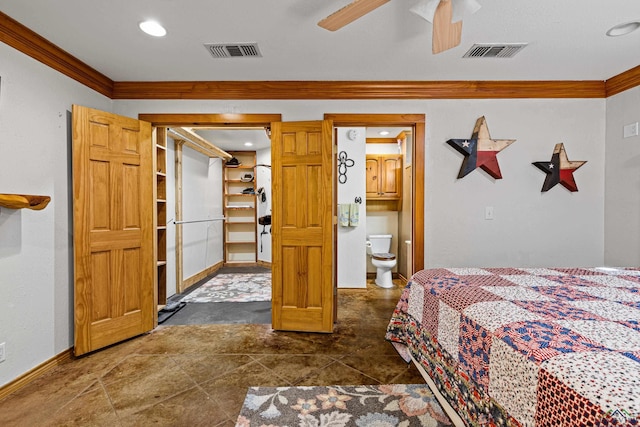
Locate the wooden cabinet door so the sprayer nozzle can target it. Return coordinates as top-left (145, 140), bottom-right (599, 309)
top-left (366, 154), bottom-right (402, 199)
top-left (271, 120), bottom-right (334, 333)
top-left (379, 155), bottom-right (402, 198)
top-left (365, 156), bottom-right (380, 198)
top-left (72, 105), bottom-right (155, 356)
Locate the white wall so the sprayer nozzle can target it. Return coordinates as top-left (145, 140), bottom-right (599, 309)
top-left (115, 98), bottom-right (606, 270)
top-left (425, 99), bottom-right (605, 267)
top-left (256, 148), bottom-right (272, 263)
top-left (180, 146), bottom-right (224, 285)
top-left (337, 127), bottom-right (367, 288)
top-left (605, 86), bottom-right (640, 265)
top-left (0, 44), bottom-right (112, 387)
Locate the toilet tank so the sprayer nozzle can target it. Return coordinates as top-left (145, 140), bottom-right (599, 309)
top-left (367, 234), bottom-right (392, 254)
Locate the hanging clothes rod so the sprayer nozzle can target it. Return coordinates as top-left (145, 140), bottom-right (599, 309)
top-left (172, 217), bottom-right (225, 225)
top-left (167, 128), bottom-right (231, 160)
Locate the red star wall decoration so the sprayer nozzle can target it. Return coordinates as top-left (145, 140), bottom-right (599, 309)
top-left (532, 143), bottom-right (587, 192)
top-left (446, 116), bottom-right (516, 179)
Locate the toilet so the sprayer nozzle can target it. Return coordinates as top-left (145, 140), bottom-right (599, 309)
top-left (366, 234), bottom-right (397, 288)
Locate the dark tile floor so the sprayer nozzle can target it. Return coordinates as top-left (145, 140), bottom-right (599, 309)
top-left (0, 280), bottom-right (426, 426)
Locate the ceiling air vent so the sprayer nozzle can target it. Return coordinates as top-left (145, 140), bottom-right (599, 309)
top-left (204, 43), bottom-right (262, 58)
top-left (462, 43), bottom-right (527, 59)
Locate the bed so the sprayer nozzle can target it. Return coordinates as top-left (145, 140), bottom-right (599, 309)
top-left (385, 267), bottom-right (640, 427)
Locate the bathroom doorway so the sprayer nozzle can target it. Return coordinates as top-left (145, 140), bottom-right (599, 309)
top-left (327, 114), bottom-right (425, 283)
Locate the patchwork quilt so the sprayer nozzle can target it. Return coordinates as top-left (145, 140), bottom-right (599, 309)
top-left (385, 267), bottom-right (640, 427)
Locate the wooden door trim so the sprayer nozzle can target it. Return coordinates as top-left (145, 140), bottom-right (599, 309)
top-left (325, 114), bottom-right (425, 273)
top-left (138, 114), bottom-right (282, 127)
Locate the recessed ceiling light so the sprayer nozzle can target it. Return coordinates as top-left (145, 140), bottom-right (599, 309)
top-left (244, 142), bottom-right (253, 147)
top-left (379, 131), bottom-right (390, 136)
top-left (139, 20), bottom-right (167, 37)
top-left (606, 21), bottom-right (640, 37)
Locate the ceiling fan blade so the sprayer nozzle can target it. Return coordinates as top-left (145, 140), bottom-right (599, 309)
top-left (318, 0), bottom-right (390, 31)
top-left (432, 0), bottom-right (462, 54)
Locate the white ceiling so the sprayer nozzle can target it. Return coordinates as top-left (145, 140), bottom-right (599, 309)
top-left (2, 0), bottom-right (640, 82)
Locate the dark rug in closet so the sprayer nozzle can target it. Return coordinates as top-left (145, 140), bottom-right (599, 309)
top-left (160, 301), bottom-right (271, 325)
top-left (159, 266), bottom-right (272, 325)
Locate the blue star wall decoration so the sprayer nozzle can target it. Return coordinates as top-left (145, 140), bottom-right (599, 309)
top-left (446, 116), bottom-right (516, 179)
top-left (532, 143), bottom-right (587, 192)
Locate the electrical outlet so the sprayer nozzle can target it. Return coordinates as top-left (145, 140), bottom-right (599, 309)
top-left (0, 342), bottom-right (5, 363)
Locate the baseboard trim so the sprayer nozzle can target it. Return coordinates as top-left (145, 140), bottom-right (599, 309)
top-left (257, 261), bottom-right (272, 268)
top-left (183, 261), bottom-right (224, 289)
top-left (0, 347), bottom-right (74, 401)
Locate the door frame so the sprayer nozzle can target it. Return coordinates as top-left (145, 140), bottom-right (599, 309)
top-left (325, 114), bottom-right (425, 273)
top-left (138, 112), bottom-right (425, 297)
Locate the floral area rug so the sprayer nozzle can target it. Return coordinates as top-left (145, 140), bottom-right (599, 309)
top-left (236, 384), bottom-right (452, 427)
top-left (180, 273), bottom-right (271, 303)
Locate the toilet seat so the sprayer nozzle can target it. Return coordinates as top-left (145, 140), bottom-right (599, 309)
top-left (372, 252), bottom-right (395, 261)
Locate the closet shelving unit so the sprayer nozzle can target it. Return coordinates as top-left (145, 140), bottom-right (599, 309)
top-left (155, 128), bottom-right (168, 306)
top-left (223, 151), bottom-right (257, 266)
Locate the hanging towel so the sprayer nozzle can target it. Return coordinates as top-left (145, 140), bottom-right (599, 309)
top-left (339, 204), bottom-right (350, 227)
top-left (349, 203), bottom-right (359, 227)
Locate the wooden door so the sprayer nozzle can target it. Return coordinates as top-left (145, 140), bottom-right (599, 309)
top-left (271, 120), bottom-right (334, 332)
top-left (72, 105), bottom-right (155, 356)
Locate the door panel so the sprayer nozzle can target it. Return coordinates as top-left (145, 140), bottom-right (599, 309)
top-left (271, 120), bottom-right (334, 333)
top-left (73, 105), bottom-right (155, 356)
top-left (381, 156), bottom-right (401, 196)
top-left (365, 157), bottom-right (379, 198)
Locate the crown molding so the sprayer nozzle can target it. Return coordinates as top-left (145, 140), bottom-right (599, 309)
top-left (112, 80), bottom-right (606, 100)
top-left (1, 11), bottom-right (638, 100)
top-left (0, 11), bottom-right (113, 97)
top-left (605, 64), bottom-right (640, 97)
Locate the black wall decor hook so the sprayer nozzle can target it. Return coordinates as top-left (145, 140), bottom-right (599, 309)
top-left (337, 151), bottom-right (355, 184)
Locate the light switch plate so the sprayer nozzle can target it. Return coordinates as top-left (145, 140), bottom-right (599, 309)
top-left (485, 206), bottom-right (494, 220)
top-left (624, 122), bottom-right (639, 138)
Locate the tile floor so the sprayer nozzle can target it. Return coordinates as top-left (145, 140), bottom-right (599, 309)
top-left (0, 280), bottom-right (426, 426)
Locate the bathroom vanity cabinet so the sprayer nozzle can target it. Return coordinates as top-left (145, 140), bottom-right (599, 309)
top-left (365, 154), bottom-right (402, 200)
top-left (223, 151), bottom-right (257, 265)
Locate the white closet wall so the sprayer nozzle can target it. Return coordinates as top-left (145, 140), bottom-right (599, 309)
top-left (256, 147), bottom-right (272, 263)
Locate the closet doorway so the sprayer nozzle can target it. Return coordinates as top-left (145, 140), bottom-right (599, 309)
top-left (139, 113), bottom-right (425, 328)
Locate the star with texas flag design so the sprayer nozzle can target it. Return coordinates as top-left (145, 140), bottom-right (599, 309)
top-left (532, 143), bottom-right (587, 192)
top-left (446, 116), bottom-right (516, 179)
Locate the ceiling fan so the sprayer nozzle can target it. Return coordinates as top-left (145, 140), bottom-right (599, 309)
top-left (318, 0), bottom-right (481, 54)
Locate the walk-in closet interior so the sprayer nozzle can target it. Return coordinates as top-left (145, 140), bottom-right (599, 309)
top-left (155, 126), bottom-right (272, 324)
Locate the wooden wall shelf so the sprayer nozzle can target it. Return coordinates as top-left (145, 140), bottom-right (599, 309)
top-left (223, 151), bottom-right (258, 265)
top-left (0, 194), bottom-right (51, 210)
